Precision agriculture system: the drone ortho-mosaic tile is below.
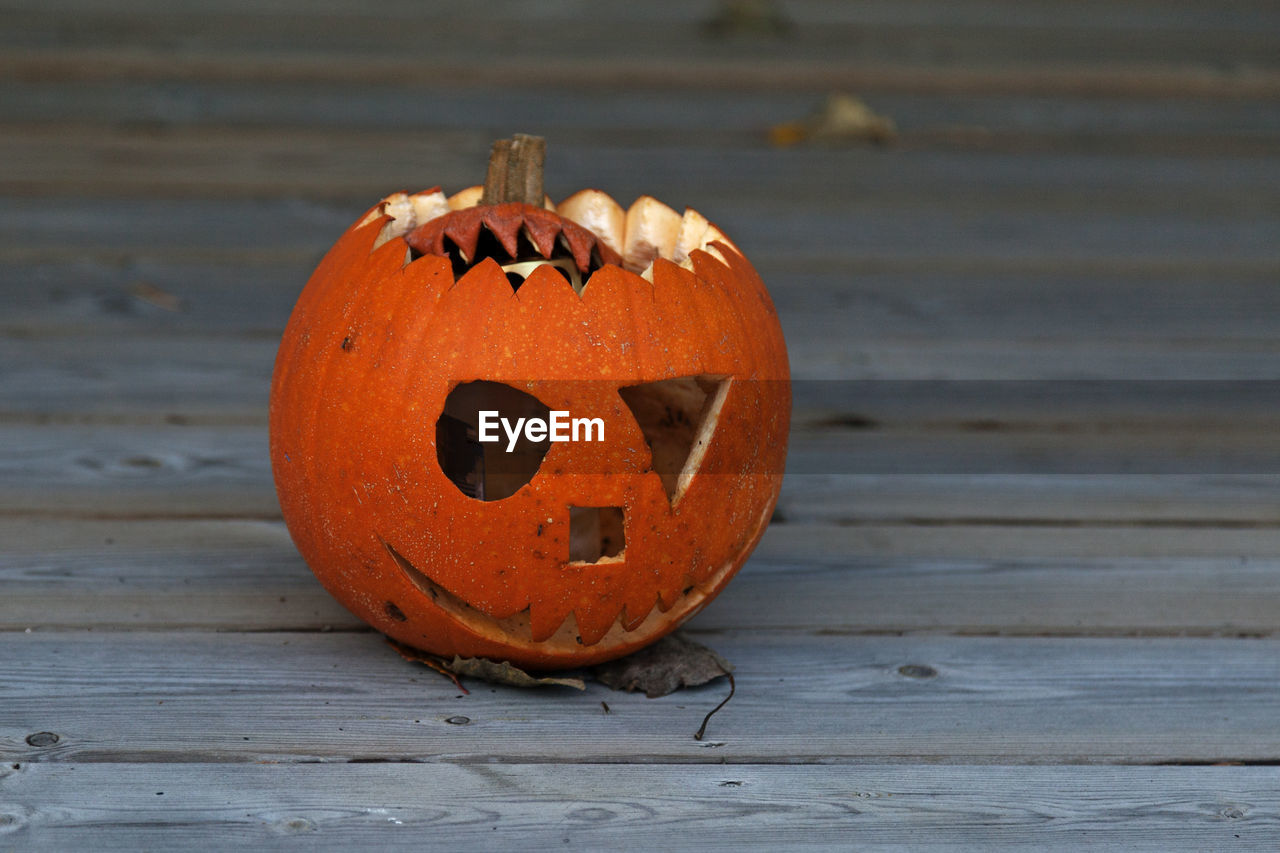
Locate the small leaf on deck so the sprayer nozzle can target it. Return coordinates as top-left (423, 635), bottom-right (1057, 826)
top-left (448, 656), bottom-right (585, 691)
top-left (770, 93), bottom-right (897, 148)
top-left (388, 639), bottom-right (585, 690)
top-left (591, 631), bottom-right (733, 698)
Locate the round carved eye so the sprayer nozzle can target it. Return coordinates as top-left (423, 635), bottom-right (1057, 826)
top-left (436, 381), bottom-right (551, 501)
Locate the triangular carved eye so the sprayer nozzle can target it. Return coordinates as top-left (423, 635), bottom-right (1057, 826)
top-left (618, 375), bottom-right (730, 505)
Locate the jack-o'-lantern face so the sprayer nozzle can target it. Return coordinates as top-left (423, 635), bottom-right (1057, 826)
top-left (270, 183), bottom-right (789, 669)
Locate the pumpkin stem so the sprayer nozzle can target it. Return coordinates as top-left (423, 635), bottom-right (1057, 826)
top-left (481, 134), bottom-right (546, 206)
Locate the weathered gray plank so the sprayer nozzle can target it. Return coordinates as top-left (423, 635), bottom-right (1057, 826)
top-left (0, 424), bottom-right (278, 516)
top-left (7, 259), bottom-right (1280, 345)
top-left (5, 419), bottom-right (1280, 522)
top-left (781, 473), bottom-right (1280, 525)
top-left (6, 0), bottom-right (1277, 102)
top-left (785, 339), bottom-right (1280, 382)
top-left (3, 4), bottom-right (1277, 96)
top-left (7, 0), bottom-right (1278, 33)
top-left (8, 337), bottom-right (1280, 417)
top-left (5, 422), bottom-right (1280, 519)
top-left (7, 338), bottom-right (1280, 417)
top-left (8, 514), bottom-right (1280, 564)
top-left (4, 9), bottom-right (1273, 69)
top-left (5, 127), bottom-right (1279, 220)
top-left (787, 426), bottom-right (1280, 474)
top-left (3, 631), bottom-right (1280, 763)
top-left (8, 0), bottom-right (1277, 32)
top-left (0, 137), bottom-right (1274, 211)
top-left (1, 762), bottom-right (1276, 852)
top-left (773, 520), bottom-right (1280, 560)
top-left (10, 48), bottom-right (1276, 100)
top-left (4, 518), bottom-right (1280, 634)
top-left (5, 83), bottom-right (1278, 146)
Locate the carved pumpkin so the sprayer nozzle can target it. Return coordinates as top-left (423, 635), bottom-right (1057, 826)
top-left (270, 136), bottom-right (789, 669)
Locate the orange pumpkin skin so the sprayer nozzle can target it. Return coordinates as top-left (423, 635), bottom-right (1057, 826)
top-left (269, 194), bottom-right (790, 669)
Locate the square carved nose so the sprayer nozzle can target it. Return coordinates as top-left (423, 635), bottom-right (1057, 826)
top-left (568, 506), bottom-right (625, 564)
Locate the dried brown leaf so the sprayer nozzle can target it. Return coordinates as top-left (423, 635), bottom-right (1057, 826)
top-left (388, 638), bottom-right (585, 690)
top-left (770, 93), bottom-right (897, 148)
top-left (129, 281), bottom-right (184, 312)
top-left (387, 639), bottom-right (468, 693)
top-left (448, 656), bottom-right (585, 690)
top-left (591, 631), bottom-right (733, 698)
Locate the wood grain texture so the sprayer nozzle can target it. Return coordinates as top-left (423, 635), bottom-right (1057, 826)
top-left (3, 0), bottom-right (1278, 103)
top-left (3, 0), bottom-right (1278, 843)
top-left (4, 519), bottom-right (1280, 635)
top-left (0, 762), bottom-right (1276, 852)
top-left (8, 335), bottom-right (1280, 414)
top-left (4, 422), bottom-right (1280, 522)
top-left (3, 630), bottom-right (1280, 764)
top-left (5, 83), bottom-right (1278, 145)
top-left (4, 130), bottom-right (1277, 217)
top-left (7, 257), bottom-right (1280, 348)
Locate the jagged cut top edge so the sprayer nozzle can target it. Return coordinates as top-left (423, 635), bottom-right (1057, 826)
top-left (359, 187), bottom-right (740, 279)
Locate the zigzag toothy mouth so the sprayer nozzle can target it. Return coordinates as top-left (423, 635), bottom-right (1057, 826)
top-left (382, 538), bottom-right (540, 641)
top-left (380, 537), bottom-right (733, 654)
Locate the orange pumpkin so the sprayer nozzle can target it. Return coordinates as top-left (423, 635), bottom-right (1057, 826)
top-left (269, 139), bottom-right (789, 669)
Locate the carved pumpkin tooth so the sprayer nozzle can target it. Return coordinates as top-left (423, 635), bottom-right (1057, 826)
top-left (529, 601), bottom-right (576, 644)
top-left (619, 590), bottom-right (660, 632)
top-left (409, 189), bottom-right (449, 228)
top-left (357, 197), bottom-right (396, 230)
top-left (673, 208), bottom-right (711, 266)
top-left (447, 185), bottom-right (484, 210)
top-left (371, 224), bottom-right (398, 252)
top-left (402, 219), bottom-right (441, 257)
top-left (560, 220), bottom-right (600, 273)
top-left (557, 189), bottom-right (625, 255)
top-left (623, 195), bottom-right (681, 273)
top-left (619, 605), bottom-right (649, 633)
top-left (700, 225), bottom-right (740, 256)
top-left (372, 188), bottom-right (446, 251)
top-left (700, 242), bottom-right (733, 267)
top-left (574, 600), bottom-right (625, 648)
top-left (521, 208), bottom-right (563, 258)
top-left (371, 192), bottom-right (413, 250)
top-left (481, 203), bottom-right (526, 258)
top-left (442, 215), bottom-right (487, 261)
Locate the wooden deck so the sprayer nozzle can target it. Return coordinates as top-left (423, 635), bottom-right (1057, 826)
top-left (3, 1), bottom-right (1280, 848)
